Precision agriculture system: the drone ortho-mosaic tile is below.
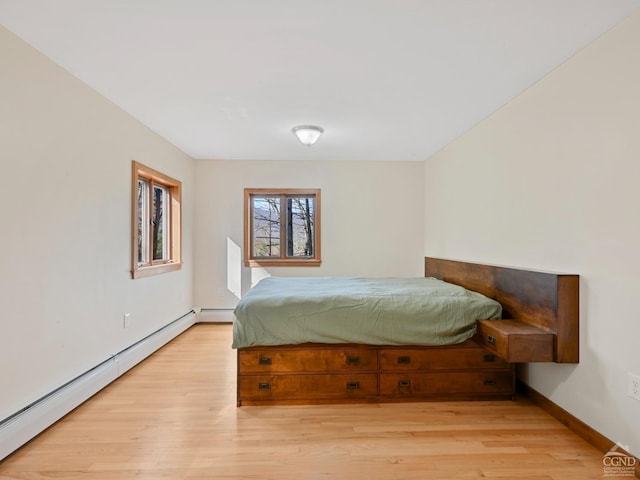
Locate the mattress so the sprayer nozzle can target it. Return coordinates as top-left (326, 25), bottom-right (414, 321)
top-left (232, 276), bottom-right (502, 348)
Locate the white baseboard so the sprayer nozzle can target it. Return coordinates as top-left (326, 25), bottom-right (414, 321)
top-left (0, 311), bottom-right (196, 461)
top-left (197, 308), bottom-right (234, 323)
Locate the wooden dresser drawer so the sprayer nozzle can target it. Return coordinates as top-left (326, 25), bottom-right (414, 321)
top-left (238, 374), bottom-right (378, 401)
top-left (477, 320), bottom-right (554, 363)
top-left (379, 371), bottom-right (514, 397)
top-left (379, 347), bottom-right (509, 371)
top-left (238, 346), bottom-right (378, 373)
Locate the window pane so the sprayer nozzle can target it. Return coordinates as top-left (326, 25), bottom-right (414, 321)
top-left (137, 179), bottom-right (149, 265)
top-left (152, 184), bottom-right (169, 261)
top-left (252, 196), bottom-right (280, 257)
top-left (286, 196), bottom-right (314, 257)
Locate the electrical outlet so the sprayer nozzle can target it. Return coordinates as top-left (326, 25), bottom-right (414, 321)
top-left (628, 372), bottom-right (640, 401)
top-left (123, 313), bottom-right (131, 329)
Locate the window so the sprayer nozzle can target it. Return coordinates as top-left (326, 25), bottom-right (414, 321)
top-left (244, 188), bottom-right (321, 267)
top-left (131, 161), bottom-right (182, 278)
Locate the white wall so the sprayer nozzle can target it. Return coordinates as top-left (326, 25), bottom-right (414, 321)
top-left (0, 26), bottom-right (195, 421)
top-left (194, 159), bottom-right (425, 308)
top-left (424, 13), bottom-right (640, 455)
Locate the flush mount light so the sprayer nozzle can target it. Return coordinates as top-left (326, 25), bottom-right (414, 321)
top-left (292, 125), bottom-right (324, 146)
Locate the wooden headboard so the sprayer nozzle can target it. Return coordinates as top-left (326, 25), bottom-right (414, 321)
top-left (425, 257), bottom-right (579, 363)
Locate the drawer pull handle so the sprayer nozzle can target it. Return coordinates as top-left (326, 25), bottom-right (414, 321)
top-left (484, 354), bottom-right (496, 362)
top-left (258, 382), bottom-right (271, 390)
top-left (483, 379), bottom-right (496, 386)
top-left (398, 380), bottom-right (411, 388)
top-left (397, 356), bottom-right (411, 364)
top-left (346, 381), bottom-right (360, 389)
top-left (487, 335), bottom-right (496, 345)
top-left (346, 356), bottom-right (360, 365)
top-left (258, 357), bottom-right (272, 365)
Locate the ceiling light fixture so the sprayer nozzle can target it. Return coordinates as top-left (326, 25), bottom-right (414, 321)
top-left (292, 125), bottom-right (324, 146)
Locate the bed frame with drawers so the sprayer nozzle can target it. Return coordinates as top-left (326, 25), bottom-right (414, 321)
top-left (236, 257), bottom-right (579, 406)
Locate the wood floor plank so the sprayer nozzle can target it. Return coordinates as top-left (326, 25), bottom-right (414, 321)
top-left (0, 324), bottom-right (615, 479)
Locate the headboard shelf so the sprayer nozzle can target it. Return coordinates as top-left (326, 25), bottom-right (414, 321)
top-left (425, 257), bottom-right (579, 363)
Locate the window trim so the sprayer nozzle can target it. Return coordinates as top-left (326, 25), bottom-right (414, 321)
top-left (244, 188), bottom-right (321, 267)
top-left (131, 161), bottom-right (182, 279)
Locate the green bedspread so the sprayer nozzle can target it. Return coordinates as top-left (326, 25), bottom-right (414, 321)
top-left (232, 276), bottom-right (502, 348)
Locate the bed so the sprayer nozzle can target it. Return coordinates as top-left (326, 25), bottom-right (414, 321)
top-left (234, 257), bottom-right (579, 406)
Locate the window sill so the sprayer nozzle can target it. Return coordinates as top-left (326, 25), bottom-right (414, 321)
top-left (131, 262), bottom-right (182, 279)
top-left (244, 259), bottom-right (321, 268)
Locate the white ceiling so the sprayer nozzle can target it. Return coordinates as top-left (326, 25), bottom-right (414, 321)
top-left (2, 1), bottom-right (639, 161)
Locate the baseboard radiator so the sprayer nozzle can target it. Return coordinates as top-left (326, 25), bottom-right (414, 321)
top-left (197, 308), bottom-right (234, 323)
top-left (0, 311), bottom-right (196, 461)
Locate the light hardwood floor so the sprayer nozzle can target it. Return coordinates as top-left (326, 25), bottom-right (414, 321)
top-left (0, 324), bottom-right (613, 479)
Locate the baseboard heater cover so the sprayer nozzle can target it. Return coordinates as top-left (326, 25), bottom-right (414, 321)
top-left (0, 311), bottom-right (196, 461)
top-left (197, 308), bottom-right (234, 323)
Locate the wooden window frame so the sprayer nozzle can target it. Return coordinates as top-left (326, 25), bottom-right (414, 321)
top-left (131, 161), bottom-right (182, 279)
top-left (244, 188), bottom-right (321, 267)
